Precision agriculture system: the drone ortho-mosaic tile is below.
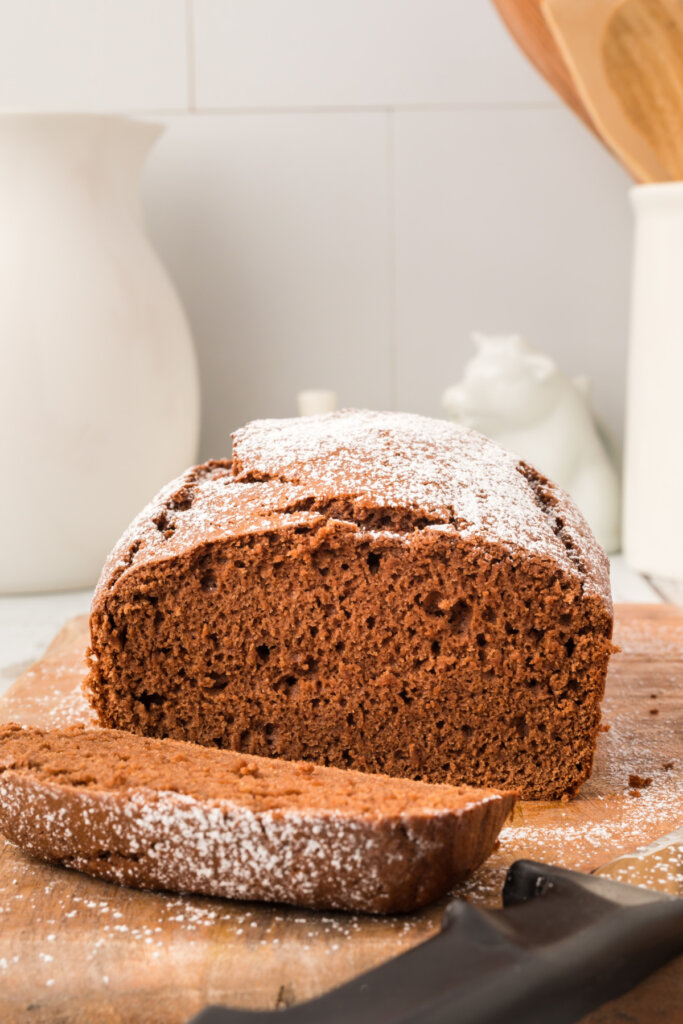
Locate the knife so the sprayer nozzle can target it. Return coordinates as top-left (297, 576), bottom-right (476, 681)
top-left (190, 827), bottom-right (683, 1024)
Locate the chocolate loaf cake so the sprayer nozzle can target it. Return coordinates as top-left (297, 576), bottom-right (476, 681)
top-left (0, 723), bottom-right (514, 912)
top-left (86, 410), bottom-right (613, 800)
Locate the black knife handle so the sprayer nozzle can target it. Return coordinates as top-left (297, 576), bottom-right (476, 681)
top-left (190, 860), bottom-right (683, 1024)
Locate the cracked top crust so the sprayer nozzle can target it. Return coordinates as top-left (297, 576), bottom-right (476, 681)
top-left (94, 410), bottom-right (611, 609)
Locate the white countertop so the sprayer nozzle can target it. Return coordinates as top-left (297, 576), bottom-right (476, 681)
top-left (0, 556), bottom-right (680, 698)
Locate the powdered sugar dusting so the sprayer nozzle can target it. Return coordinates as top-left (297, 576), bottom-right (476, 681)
top-left (0, 768), bottom-right (506, 914)
top-left (234, 411), bottom-right (606, 584)
top-left (96, 411), bottom-right (610, 606)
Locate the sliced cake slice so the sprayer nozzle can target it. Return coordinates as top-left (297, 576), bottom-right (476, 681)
top-left (0, 723), bottom-right (515, 913)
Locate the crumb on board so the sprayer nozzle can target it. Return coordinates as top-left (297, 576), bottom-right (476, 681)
top-left (628, 774), bottom-right (653, 790)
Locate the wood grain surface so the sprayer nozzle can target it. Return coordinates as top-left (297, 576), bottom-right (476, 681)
top-left (0, 605), bottom-right (681, 1023)
top-left (491, 0), bottom-right (596, 129)
top-left (542, 0), bottom-right (672, 183)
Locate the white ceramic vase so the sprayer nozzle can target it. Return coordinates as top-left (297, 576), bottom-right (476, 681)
top-left (624, 183), bottom-right (683, 578)
top-left (0, 114), bottom-right (200, 593)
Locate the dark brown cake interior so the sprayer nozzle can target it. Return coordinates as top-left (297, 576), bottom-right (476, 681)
top-left (88, 479), bottom-right (612, 801)
top-left (0, 723), bottom-right (508, 817)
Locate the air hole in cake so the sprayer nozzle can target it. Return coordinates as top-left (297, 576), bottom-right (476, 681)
top-left (294, 526), bottom-right (308, 535)
top-left (513, 716), bottom-right (528, 739)
top-left (341, 562), bottom-right (349, 571)
top-left (399, 688), bottom-right (413, 705)
top-left (256, 644), bottom-right (270, 662)
top-left (309, 625), bottom-right (318, 638)
top-left (366, 615), bottom-right (375, 629)
top-left (265, 723), bottom-right (276, 738)
top-left (274, 675), bottom-right (299, 696)
top-left (346, 713), bottom-right (355, 725)
top-left (565, 638), bottom-right (576, 657)
top-left (367, 551), bottom-right (381, 573)
top-left (431, 640), bottom-right (440, 656)
top-left (476, 633), bottom-right (486, 647)
top-left (204, 672), bottom-right (229, 693)
top-left (422, 591), bottom-right (445, 615)
top-left (138, 692), bottom-right (164, 710)
top-left (334, 641), bottom-right (345, 653)
top-left (234, 560), bottom-right (245, 569)
top-left (97, 851), bottom-right (111, 861)
top-left (449, 600), bottom-right (471, 632)
top-left (200, 570), bottom-right (218, 592)
top-left (238, 730), bottom-right (251, 750)
top-left (462, 724), bottom-right (473, 737)
top-left (504, 621), bottom-right (518, 636)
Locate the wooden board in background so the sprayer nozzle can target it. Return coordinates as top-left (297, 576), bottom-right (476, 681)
top-left (0, 605), bottom-right (681, 1023)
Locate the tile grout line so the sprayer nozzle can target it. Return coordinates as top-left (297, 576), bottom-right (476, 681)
top-left (186, 0), bottom-right (197, 112)
top-left (386, 109), bottom-right (397, 412)
top-left (126, 100), bottom-right (561, 118)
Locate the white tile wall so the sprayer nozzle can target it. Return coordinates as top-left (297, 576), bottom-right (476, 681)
top-left (0, 0), bottom-right (636, 462)
top-left (393, 106), bottom-right (633, 445)
top-left (0, 0), bottom-right (188, 111)
top-left (193, 0), bottom-right (554, 108)
top-left (143, 112), bottom-right (392, 453)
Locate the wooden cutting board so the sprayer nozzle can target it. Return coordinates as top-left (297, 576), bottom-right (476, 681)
top-left (0, 605), bottom-right (681, 1023)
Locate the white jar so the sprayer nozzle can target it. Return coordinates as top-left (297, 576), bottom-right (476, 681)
top-left (624, 183), bottom-right (683, 578)
top-left (0, 114), bottom-right (200, 593)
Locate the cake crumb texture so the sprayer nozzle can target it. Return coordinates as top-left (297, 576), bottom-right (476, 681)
top-left (85, 411), bottom-right (614, 800)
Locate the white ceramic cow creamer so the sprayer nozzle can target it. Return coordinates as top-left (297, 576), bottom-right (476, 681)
top-left (442, 334), bottom-right (621, 553)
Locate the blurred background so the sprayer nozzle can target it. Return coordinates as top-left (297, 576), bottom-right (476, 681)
top-left (0, 0), bottom-right (631, 459)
